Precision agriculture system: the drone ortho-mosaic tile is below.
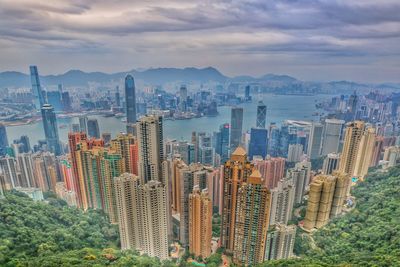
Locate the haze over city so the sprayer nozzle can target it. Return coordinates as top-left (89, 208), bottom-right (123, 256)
top-left (1, 0), bottom-right (400, 82)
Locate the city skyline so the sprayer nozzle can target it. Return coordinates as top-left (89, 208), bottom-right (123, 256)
top-left (0, 1), bottom-right (399, 83)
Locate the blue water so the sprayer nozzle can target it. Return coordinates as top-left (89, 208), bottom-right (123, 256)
top-left (6, 94), bottom-right (331, 146)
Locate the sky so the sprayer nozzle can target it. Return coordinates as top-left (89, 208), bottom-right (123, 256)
top-left (0, 0), bottom-right (399, 83)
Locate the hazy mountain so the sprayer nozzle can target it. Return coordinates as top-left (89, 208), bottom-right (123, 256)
top-left (0, 67), bottom-right (227, 88)
top-left (0, 67), bottom-right (399, 93)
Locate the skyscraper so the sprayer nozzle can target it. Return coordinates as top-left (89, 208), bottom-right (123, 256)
top-left (230, 107), bottom-right (243, 150)
top-left (307, 122), bottom-right (323, 159)
top-left (248, 128), bottom-right (268, 160)
top-left (353, 127), bottom-right (376, 180)
top-left (233, 170), bottom-right (271, 266)
top-left (221, 147), bottom-right (253, 252)
top-left (46, 91), bottom-right (63, 112)
top-left (17, 153), bottom-right (35, 188)
top-left (137, 115), bottom-right (164, 184)
top-left (320, 119), bottom-right (345, 156)
top-left (41, 104), bottom-right (62, 156)
top-left (0, 156), bottom-right (18, 189)
top-left (29, 66), bottom-right (45, 108)
top-left (179, 85), bottom-right (188, 112)
top-left (256, 101), bottom-right (267, 128)
top-left (110, 133), bottom-right (135, 174)
top-left (322, 153), bottom-right (340, 175)
top-left (79, 116), bottom-right (88, 134)
top-left (115, 174), bottom-right (169, 260)
top-left (303, 175), bottom-right (336, 230)
top-left (115, 86), bottom-right (121, 107)
top-left (189, 186), bottom-right (212, 258)
top-left (125, 75), bottom-right (137, 124)
top-left (338, 121), bottom-right (365, 176)
top-left (253, 157), bottom-right (285, 189)
top-left (244, 85), bottom-right (251, 101)
top-left (215, 123), bottom-right (230, 163)
top-left (269, 178), bottom-right (295, 226)
top-left (87, 119), bottom-right (100, 138)
top-left (264, 223), bottom-right (296, 260)
top-left (0, 123), bottom-right (8, 156)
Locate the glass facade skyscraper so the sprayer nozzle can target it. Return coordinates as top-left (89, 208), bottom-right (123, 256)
top-left (256, 101), bottom-right (267, 128)
top-left (0, 123), bottom-right (8, 156)
top-left (30, 65), bottom-right (46, 109)
top-left (41, 104), bottom-right (62, 156)
top-left (215, 123), bottom-right (230, 163)
top-left (230, 107), bottom-right (243, 150)
top-left (125, 75), bottom-right (137, 124)
top-left (249, 128), bottom-right (268, 160)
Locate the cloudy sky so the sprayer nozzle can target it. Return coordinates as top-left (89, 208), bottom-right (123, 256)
top-left (0, 0), bottom-right (399, 82)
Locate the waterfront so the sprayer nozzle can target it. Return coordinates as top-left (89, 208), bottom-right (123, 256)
top-left (5, 94), bottom-right (331, 146)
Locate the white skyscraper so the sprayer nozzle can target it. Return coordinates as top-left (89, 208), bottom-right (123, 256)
top-left (269, 178), bottom-right (295, 226)
top-left (115, 174), bottom-right (169, 260)
top-left (307, 123), bottom-right (323, 159)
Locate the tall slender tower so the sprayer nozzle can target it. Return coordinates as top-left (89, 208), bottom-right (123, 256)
top-left (220, 146), bottom-right (253, 252)
top-left (230, 107), bottom-right (244, 150)
top-left (321, 119), bottom-right (345, 155)
top-left (233, 170), bottom-right (271, 266)
top-left (307, 122), bottom-right (323, 159)
top-left (353, 127), bottom-right (376, 180)
top-left (41, 104), bottom-right (62, 156)
top-left (189, 186), bottom-right (212, 258)
top-left (338, 121), bottom-right (365, 176)
top-left (125, 75), bottom-right (137, 124)
top-left (137, 115), bottom-right (164, 184)
top-left (30, 66), bottom-right (45, 109)
top-left (256, 101), bottom-right (267, 128)
top-left (0, 123), bottom-right (9, 156)
top-left (87, 119), bottom-right (100, 138)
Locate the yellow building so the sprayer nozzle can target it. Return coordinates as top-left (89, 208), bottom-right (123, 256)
top-left (353, 127), bottom-right (376, 180)
top-left (110, 133), bottom-right (135, 174)
top-left (303, 174), bottom-right (336, 230)
top-left (339, 121), bottom-right (365, 176)
top-left (188, 186), bottom-right (212, 258)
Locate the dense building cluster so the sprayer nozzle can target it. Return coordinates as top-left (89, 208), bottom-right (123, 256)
top-left (1, 68), bottom-right (400, 266)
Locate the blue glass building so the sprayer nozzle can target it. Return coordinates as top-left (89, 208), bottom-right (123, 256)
top-left (248, 128), bottom-right (268, 160)
top-left (41, 104), bottom-right (62, 155)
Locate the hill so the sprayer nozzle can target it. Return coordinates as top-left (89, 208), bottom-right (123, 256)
top-left (260, 166), bottom-right (400, 266)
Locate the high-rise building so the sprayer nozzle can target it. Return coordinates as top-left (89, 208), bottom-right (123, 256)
top-left (287, 144), bottom-right (303, 163)
top-left (244, 85), bottom-right (251, 101)
top-left (383, 146), bottom-right (400, 168)
top-left (221, 147), bottom-right (253, 252)
top-left (68, 132), bottom-right (88, 209)
top-left (79, 116), bottom-right (88, 134)
top-left (353, 127), bottom-right (376, 180)
top-left (330, 171), bottom-right (348, 218)
top-left (102, 133), bottom-right (112, 145)
top-left (248, 128), bottom-right (268, 160)
top-left (61, 91), bottom-right (72, 112)
top-left (256, 101), bottom-right (267, 128)
top-left (320, 119), bottom-right (345, 156)
top-left (115, 86), bottom-right (121, 107)
top-left (303, 175), bottom-right (336, 230)
top-left (264, 223), bottom-right (296, 260)
top-left (29, 66), bottom-right (45, 108)
top-left (215, 123), bottom-right (230, 163)
top-left (115, 174), bottom-right (169, 260)
top-left (114, 173), bottom-right (141, 250)
top-left (137, 115), bottom-right (164, 184)
top-left (338, 121), bottom-right (365, 177)
top-left (253, 157), bottom-right (285, 189)
top-left (32, 151), bottom-right (57, 192)
top-left (269, 178), bottom-right (295, 226)
top-left (110, 133), bottom-right (135, 174)
top-left (189, 186), bottom-right (212, 258)
top-left (18, 135), bottom-right (31, 153)
top-left (17, 153), bottom-right (35, 188)
top-left (230, 107), bottom-right (243, 150)
top-left (138, 180), bottom-right (169, 260)
top-left (287, 161), bottom-right (311, 205)
top-left (125, 75), bottom-right (137, 124)
top-left (233, 170), bottom-right (271, 266)
top-left (179, 85), bottom-right (188, 112)
top-left (322, 153), bottom-right (340, 175)
top-left (178, 163), bottom-right (210, 246)
top-left (41, 104), bottom-right (62, 156)
top-left (370, 136), bottom-right (384, 167)
top-left (0, 156), bottom-right (18, 189)
top-left (87, 119), bottom-right (100, 138)
top-left (0, 123), bottom-right (9, 156)
top-left (307, 123), bottom-right (323, 159)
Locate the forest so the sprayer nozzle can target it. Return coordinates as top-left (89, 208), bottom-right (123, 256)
top-left (1, 166), bottom-right (399, 266)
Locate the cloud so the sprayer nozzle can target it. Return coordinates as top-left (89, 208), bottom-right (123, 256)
top-left (0, 0), bottom-right (399, 82)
